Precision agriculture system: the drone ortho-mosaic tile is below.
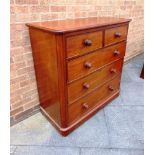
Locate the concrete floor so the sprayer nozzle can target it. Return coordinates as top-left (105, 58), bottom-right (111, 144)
top-left (10, 54), bottom-right (144, 155)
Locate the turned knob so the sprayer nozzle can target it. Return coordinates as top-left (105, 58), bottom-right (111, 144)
top-left (113, 50), bottom-right (120, 56)
top-left (110, 68), bottom-right (117, 74)
top-left (108, 85), bottom-right (114, 91)
top-left (83, 83), bottom-right (90, 89)
top-left (115, 32), bottom-right (122, 38)
top-left (84, 62), bottom-right (92, 69)
top-left (82, 103), bottom-right (89, 109)
top-left (84, 39), bottom-right (92, 46)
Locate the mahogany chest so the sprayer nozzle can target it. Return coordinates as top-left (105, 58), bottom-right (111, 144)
top-left (27, 17), bottom-right (131, 136)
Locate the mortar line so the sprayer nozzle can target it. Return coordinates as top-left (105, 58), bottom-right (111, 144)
top-left (11, 145), bottom-right (144, 150)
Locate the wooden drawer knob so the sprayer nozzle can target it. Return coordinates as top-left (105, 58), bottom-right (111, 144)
top-left (84, 39), bottom-right (92, 46)
top-left (82, 103), bottom-right (89, 109)
top-left (108, 85), bottom-right (114, 91)
top-left (110, 68), bottom-right (117, 74)
top-left (115, 32), bottom-right (122, 38)
top-left (84, 62), bottom-right (92, 69)
top-left (83, 83), bottom-right (90, 89)
top-left (113, 50), bottom-right (120, 56)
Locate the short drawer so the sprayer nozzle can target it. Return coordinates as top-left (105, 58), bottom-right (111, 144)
top-left (66, 31), bottom-right (103, 58)
top-left (104, 25), bottom-right (128, 46)
top-left (68, 75), bottom-right (121, 124)
top-left (67, 42), bottom-right (126, 82)
top-left (68, 59), bottom-right (123, 104)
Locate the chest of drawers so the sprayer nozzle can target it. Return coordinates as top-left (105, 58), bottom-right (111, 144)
top-left (27, 17), bottom-right (131, 136)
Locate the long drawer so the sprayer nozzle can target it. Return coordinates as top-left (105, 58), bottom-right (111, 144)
top-left (68, 59), bottom-right (123, 104)
top-left (67, 42), bottom-right (126, 82)
top-left (68, 75), bottom-right (121, 124)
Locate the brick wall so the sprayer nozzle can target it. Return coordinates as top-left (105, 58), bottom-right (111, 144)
top-left (10, 0), bottom-right (144, 125)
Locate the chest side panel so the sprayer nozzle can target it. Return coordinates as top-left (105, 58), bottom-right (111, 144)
top-left (29, 28), bottom-right (61, 125)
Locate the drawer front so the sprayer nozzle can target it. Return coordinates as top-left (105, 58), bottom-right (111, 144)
top-left (105, 25), bottom-right (128, 46)
top-left (68, 75), bottom-right (121, 124)
top-left (68, 59), bottom-right (123, 104)
top-left (67, 42), bottom-right (126, 82)
top-left (66, 31), bottom-right (103, 58)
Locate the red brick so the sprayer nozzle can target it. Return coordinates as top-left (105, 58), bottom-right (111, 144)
top-left (11, 40), bottom-right (24, 48)
top-left (66, 6), bottom-right (76, 12)
top-left (10, 14), bottom-right (16, 24)
top-left (75, 12), bottom-right (87, 18)
top-left (27, 71), bottom-right (36, 79)
top-left (58, 12), bottom-right (66, 19)
top-left (29, 6), bottom-right (49, 13)
top-left (15, 0), bottom-right (38, 5)
top-left (23, 99), bottom-right (39, 110)
top-left (20, 80), bottom-right (30, 87)
top-left (39, 0), bottom-right (50, 5)
top-left (10, 6), bottom-right (15, 14)
top-left (10, 75), bottom-right (27, 85)
top-left (17, 66), bottom-right (34, 76)
top-left (11, 86), bottom-right (31, 97)
top-left (41, 13), bottom-right (58, 20)
top-left (11, 24), bottom-right (27, 31)
top-left (13, 54), bottom-right (24, 63)
top-left (22, 30), bottom-right (29, 36)
top-left (21, 35), bottom-right (31, 46)
top-left (23, 46), bottom-right (32, 53)
top-left (23, 53), bottom-right (33, 61)
top-left (51, 6), bottom-right (66, 12)
top-left (22, 97), bottom-right (33, 104)
top-left (11, 95), bottom-right (21, 105)
top-left (95, 6), bottom-right (102, 10)
top-left (10, 106), bottom-right (23, 116)
top-left (10, 64), bottom-right (17, 72)
top-left (26, 59), bottom-right (34, 67)
top-left (16, 14), bottom-right (40, 23)
top-left (10, 57), bottom-right (14, 64)
top-left (10, 29), bottom-right (22, 41)
top-left (88, 11), bottom-right (97, 17)
top-left (22, 89), bottom-right (38, 99)
top-left (10, 47), bottom-right (24, 56)
top-left (11, 101), bottom-right (23, 109)
top-left (10, 83), bottom-right (20, 93)
top-left (16, 62), bottom-right (26, 69)
top-left (10, 70), bottom-right (17, 80)
top-left (15, 6), bottom-right (29, 14)
top-left (120, 6), bottom-right (126, 10)
top-left (124, 1), bottom-right (136, 5)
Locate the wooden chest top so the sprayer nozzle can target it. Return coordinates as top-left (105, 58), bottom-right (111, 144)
top-left (26, 17), bottom-right (131, 33)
